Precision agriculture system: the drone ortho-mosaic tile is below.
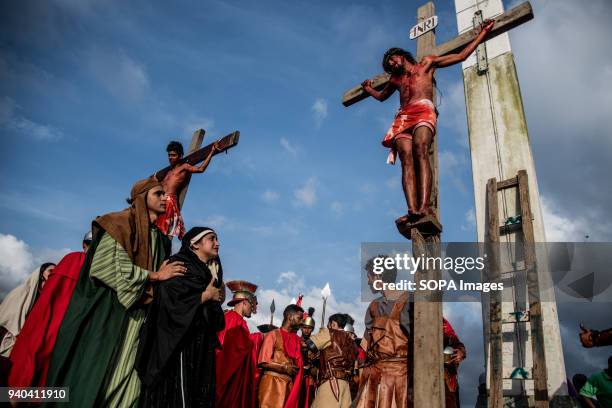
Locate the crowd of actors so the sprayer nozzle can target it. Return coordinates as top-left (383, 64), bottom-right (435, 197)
top-left (0, 140), bottom-right (470, 407)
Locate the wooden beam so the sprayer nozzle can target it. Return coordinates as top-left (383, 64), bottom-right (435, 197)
top-left (486, 177), bottom-right (504, 408)
top-left (154, 131), bottom-right (240, 182)
top-left (517, 170), bottom-right (549, 407)
top-left (434, 2), bottom-right (533, 57)
top-left (342, 1), bottom-right (534, 107)
top-left (178, 129), bottom-right (206, 209)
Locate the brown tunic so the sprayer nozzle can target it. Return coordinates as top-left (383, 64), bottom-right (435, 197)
top-left (258, 329), bottom-right (298, 408)
top-left (356, 294), bottom-right (411, 408)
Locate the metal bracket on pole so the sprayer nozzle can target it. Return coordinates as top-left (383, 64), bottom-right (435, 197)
top-left (473, 10), bottom-right (489, 74)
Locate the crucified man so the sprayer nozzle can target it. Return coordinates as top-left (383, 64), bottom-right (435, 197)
top-left (155, 140), bottom-right (220, 239)
top-left (361, 19), bottom-right (494, 221)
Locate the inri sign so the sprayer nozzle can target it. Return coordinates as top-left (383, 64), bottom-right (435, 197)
top-left (409, 15), bottom-right (438, 40)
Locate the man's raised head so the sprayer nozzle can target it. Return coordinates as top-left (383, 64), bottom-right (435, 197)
top-left (283, 304), bottom-right (304, 330)
top-left (167, 141), bottom-right (184, 166)
top-left (382, 47), bottom-right (417, 74)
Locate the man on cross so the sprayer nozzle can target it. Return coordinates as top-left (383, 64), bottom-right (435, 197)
top-left (156, 140), bottom-right (220, 239)
top-left (361, 19), bottom-right (494, 221)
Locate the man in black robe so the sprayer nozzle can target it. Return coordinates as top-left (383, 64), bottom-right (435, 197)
top-left (137, 226), bottom-right (226, 407)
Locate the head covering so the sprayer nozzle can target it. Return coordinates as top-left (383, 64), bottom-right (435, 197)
top-left (226, 280), bottom-right (258, 308)
top-left (344, 323), bottom-right (355, 334)
top-left (83, 231), bottom-right (93, 242)
top-left (180, 226), bottom-right (220, 282)
top-left (0, 267), bottom-right (44, 357)
top-left (180, 226), bottom-right (216, 251)
top-left (96, 176), bottom-right (161, 270)
top-left (302, 307), bottom-right (315, 328)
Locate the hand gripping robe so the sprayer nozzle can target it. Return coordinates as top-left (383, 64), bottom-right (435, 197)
top-left (8, 251), bottom-right (85, 387)
top-left (215, 310), bottom-right (263, 408)
top-left (45, 177), bottom-right (170, 408)
top-left (307, 328), bottom-right (356, 408)
top-left (356, 293), bottom-right (411, 408)
top-left (258, 328), bottom-right (304, 408)
top-left (136, 227), bottom-right (225, 408)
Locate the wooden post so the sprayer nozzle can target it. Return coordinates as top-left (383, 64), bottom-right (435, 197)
top-left (486, 177), bottom-right (503, 408)
top-left (517, 170), bottom-right (549, 407)
top-left (411, 4), bottom-right (444, 408)
top-left (178, 129), bottom-right (206, 209)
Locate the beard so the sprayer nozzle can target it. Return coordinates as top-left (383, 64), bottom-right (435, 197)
top-left (389, 64), bottom-right (405, 75)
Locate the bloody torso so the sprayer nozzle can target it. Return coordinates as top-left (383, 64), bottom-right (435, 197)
top-left (389, 62), bottom-right (435, 109)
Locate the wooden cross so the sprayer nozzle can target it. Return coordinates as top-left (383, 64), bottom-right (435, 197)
top-left (153, 129), bottom-right (240, 208)
top-left (341, 2), bottom-right (534, 407)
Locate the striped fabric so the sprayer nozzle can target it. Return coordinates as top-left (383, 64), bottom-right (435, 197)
top-left (89, 232), bottom-right (156, 408)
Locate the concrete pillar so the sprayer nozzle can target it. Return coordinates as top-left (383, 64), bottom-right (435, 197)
top-left (454, 0), bottom-right (570, 404)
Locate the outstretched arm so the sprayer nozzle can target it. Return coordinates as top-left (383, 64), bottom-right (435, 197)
top-left (184, 141), bottom-right (221, 174)
top-left (426, 19), bottom-right (494, 69)
top-left (361, 80), bottom-right (396, 102)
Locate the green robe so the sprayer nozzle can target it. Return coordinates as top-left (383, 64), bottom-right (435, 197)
top-left (45, 226), bottom-right (169, 407)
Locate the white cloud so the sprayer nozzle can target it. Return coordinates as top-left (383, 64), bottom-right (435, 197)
top-left (200, 214), bottom-right (231, 230)
top-left (385, 177), bottom-right (400, 190)
top-left (261, 189), bottom-right (280, 203)
top-left (0, 234), bottom-right (34, 286)
top-left (330, 201), bottom-right (344, 216)
top-left (293, 177), bottom-right (317, 207)
top-left (311, 98), bottom-right (328, 127)
top-left (279, 137), bottom-right (298, 156)
top-left (243, 276), bottom-right (369, 336)
top-left (85, 48), bottom-right (150, 103)
top-left (0, 233), bottom-right (70, 298)
top-left (541, 197), bottom-right (590, 242)
top-left (0, 97), bottom-right (63, 141)
top-left (461, 208), bottom-right (476, 232)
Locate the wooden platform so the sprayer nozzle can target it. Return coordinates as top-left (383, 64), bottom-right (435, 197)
top-left (395, 214), bottom-right (443, 240)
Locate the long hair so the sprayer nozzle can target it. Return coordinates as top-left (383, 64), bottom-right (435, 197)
top-left (382, 47), bottom-right (417, 73)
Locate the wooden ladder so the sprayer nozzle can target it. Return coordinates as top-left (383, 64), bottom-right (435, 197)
top-left (486, 169), bottom-right (549, 408)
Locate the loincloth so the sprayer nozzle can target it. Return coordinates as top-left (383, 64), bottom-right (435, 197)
top-left (155, 193), bottom-right (186, 239)
top-left (382, 98), bottom-right (437, 165)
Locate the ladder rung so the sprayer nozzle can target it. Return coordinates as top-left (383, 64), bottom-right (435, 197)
top-left (496, 176), bottom-right (519, 191)
top-left (502, 311), bottom-right (530, 323)
top-left (500, 223), bottom-right (522, 235)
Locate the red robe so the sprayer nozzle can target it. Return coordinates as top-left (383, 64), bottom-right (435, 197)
top-left (443, 318), bottom-right (466, 408)
top-left (215, 310), bottom-right (263, 408)
top-left (8, 252), bottom-right (85, 387)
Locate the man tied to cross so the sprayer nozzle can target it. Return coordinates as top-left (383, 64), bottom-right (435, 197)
top-left (156, 140), bottom-right (221, 239)
top-left (361, 19), bottom-right (494, 222)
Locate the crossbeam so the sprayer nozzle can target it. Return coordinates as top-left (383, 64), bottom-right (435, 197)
top-left (154, 131), bottom-right (240, 181)
top-left (341, 1), bottom-right (533, 107)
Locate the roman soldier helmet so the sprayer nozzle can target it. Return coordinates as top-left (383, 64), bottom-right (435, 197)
top-left (226, 280), bottom-right (258, 313)
top-left (302, 307), bottom-right (316, 328)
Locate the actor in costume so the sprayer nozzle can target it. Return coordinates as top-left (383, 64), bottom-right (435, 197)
top-left (8, 232), bottom-right (92, 388)
top-left (355, 257), bottom-right (411, 408)
top-left (137, 227), bottom-right (225, 408)
top-left (258, 304), bottom-right (304, 408)
top-left (300, 308), bottom-right (317, 408)
top-left (361, 20), bottom-right (494, 221)
top-left (45, 177), bottom-right (186, 408)
top-left (0, 262), bottom-right (55, 385)
top-left (215, 280), bottom-right (262, 408)
top-left (304, 313), bottom-right (356, 408)
top-left (443, 318), bottom-right (466, 408)
top-left (155, 140), bottom-right (220, 239)
top-left (0, 263), bottom-right (56, 358)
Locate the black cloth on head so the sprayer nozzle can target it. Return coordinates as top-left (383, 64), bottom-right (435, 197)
top-left (136, 240), bottom-right (225, 407)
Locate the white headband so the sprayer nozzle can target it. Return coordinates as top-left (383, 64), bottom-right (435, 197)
top-left (190, 229), bottom-right (215, 246)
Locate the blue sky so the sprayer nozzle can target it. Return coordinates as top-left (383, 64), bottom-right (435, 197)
top-left (2, 0), bottom-right (612, 404)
